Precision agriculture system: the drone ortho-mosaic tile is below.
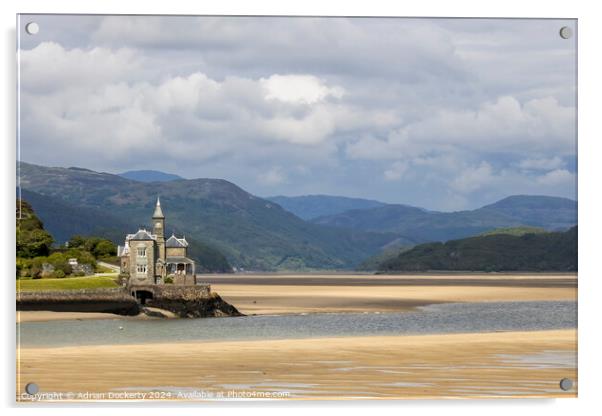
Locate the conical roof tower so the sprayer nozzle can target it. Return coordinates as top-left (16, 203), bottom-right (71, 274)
top-left (153, 197), bottom-right (165, 219)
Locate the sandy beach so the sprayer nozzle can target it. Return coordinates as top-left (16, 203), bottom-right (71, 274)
top-left (17, 329), bottom-right (577, 400)
top-left (16, 274), bottom-right (578, 400)
top-left (209, 273), bottom-right (577, 315)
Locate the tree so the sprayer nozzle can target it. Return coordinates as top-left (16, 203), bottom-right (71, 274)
top-left (92, 239), bottom-right (117, 258)
top-left (16, 200), bottom-right (54, 258)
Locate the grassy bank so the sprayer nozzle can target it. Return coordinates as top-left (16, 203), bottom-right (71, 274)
top-left (17, 276), bottom-right (119, 292)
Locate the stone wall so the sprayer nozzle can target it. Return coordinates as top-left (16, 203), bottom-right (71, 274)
top-left (128, 239), bottom-right (156, 284)
top-left (128, 284), bottom-right (211, 300)
top-left (17, 284), bottom-right (241, 318)
top-left (172, 274), bottom-right (196, 285)
top-left (17, 288), bottom-right (139, 315)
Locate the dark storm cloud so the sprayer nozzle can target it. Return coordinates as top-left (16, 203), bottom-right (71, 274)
top-left (18, 15), bottom-right (576, 210)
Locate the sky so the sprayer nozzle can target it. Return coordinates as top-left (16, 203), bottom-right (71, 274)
top-left (17, 15), bottom-right (577, 211)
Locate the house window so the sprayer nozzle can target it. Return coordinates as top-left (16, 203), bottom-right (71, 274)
top-left (136, 264), bottom-right (147, 274)
top-left (137, 247), bottom-right (146, 257)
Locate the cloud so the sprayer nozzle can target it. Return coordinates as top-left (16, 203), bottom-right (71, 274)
top-left (261, 74), bottom-right (344, 104)
top-left (18, 16), bottom-right (577, 210)
top-left (346, 95), bottom-right (574, 162)
top-left (536, 169), bottom-right (575, 186)
top-left (518, 156), bottom-right (565, 171)
top-left (450, 162), bottom-right (494, 193)
top-left (258, 166), bottom-right (288, 186)
top-left (19, 42), bottom-right (142, 92)
top-left (384, 161), bottom-right (409, 181)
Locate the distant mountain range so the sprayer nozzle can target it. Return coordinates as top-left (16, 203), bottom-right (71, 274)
top-left (118, 170), bottom-right (183, 182)
top-left (18, 162), bottom-right (396, 271)
top-left (311, 195), bottom-right (577, 243)
top-left (377, 226), bottom-right (577, 272)
top-left (266, 195), bottom-right (387, 220)
top-left (18, 162), bottom-right (578, 271)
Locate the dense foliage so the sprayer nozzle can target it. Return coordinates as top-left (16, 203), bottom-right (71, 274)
top-left (478, 226), bottom-right (547, 237)
top-left (67, 235), bottom-right (117, 258)
top-left (378, 227), bottom-right (577, 272)
top-left (16, 200), bottom-right (54, 258)
top-left (17, 199), bottom-right (106, 279)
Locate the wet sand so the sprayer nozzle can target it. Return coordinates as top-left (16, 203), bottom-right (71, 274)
top-left (17, 311), bottom-right (122, 323)
top-left (17, 308), bottom-right (178, 323)
top-left (17, 329), bottom-right (577, 400)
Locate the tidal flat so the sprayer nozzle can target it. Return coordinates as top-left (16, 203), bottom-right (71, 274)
top-left (16, 273), bottom-right (578, 401)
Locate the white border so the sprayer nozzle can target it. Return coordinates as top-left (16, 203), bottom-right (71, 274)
top-left (2, 0), bottom-right (601, 415)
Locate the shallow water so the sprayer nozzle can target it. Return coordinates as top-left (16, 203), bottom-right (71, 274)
top-left (17, 301), bottom-right (576, 347)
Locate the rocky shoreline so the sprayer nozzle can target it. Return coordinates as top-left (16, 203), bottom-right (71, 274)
top-left (17, 287), bottom-right (243, 318)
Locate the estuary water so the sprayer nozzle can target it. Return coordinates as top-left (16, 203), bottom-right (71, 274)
top-left (17, 301), bottom-right (576, 348)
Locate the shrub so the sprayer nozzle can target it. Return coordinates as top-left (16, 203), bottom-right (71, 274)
top-left (164, 276), bottom-right (174, 284)
top-left (51, 270), bottom-right (66, 278)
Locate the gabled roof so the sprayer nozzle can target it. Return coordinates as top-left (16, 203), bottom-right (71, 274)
top-left (128, 229), bottom-right (156, 241)
top-left (166, 234), bottom-right (188, 248)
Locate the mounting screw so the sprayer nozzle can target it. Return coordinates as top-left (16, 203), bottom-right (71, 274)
top-left (559, 378), bottom-right (573, 391)
top-left (559, 26), bottom-right (573, 39)
top-left (25, 22), bottom-right (39, 35)
top-left (25, 382), bottom-right (39, 395)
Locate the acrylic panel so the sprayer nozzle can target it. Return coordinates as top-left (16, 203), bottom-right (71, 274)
top-left (16, 15), bottom-right (577, 402)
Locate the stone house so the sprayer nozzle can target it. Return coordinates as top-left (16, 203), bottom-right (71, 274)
top-left (118, 198), bottom-right (196, 285)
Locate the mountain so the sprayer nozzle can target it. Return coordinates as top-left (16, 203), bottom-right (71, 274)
top-left (479, 226), bottom-right (547, 237)
top-left (477, 195), bottom-right (577, 230)
top-left (18, 162), bottom-right (397, 271)
top-left (266, 195), bottom-right (387, 220)
top-left (312, 195), bottom-right (577, 243)
top-left (377, 226), bottom-right (577, 272)
top-left (118, 170), bottom-right (183, 182)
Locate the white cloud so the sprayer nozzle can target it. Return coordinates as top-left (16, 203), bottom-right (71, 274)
top-left (261, 74), bottom-right (344, 105)
top-left (19, 42), bottom-right (141, 92)
top-left (18, 17), bottom-right (577, 210)
top-left (346, 95), bottom-right (575, 163)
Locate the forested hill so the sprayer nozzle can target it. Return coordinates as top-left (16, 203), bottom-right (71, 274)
top-left (378, 227), bottom-right (577, 272)
top-left (18, 162), bottom-right (396, 271)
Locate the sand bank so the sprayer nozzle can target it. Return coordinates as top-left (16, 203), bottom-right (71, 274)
top-left (210, 276), bottom-right (576, 315)
top-left (17, 307), bottom-right (178, 323)
top-left (17, 329), bottom-right (577, 400)
top-left (17, 274), bottom-right (577, 319)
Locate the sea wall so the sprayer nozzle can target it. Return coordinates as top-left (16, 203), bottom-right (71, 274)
top-left (128, 284), bottom-right (211, 300)
top-left (17, 288), bottom-right (139, 315)
top-left (17, 285), bottom-right (242, 318)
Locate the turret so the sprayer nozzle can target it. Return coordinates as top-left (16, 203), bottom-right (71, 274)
top-left (152, 197), bottom-right (166, 262)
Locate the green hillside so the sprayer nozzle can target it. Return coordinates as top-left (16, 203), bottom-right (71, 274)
top-left (20, 189), bottom-right (231, 273)
top-left (267, 195), bottom-right (386, 220)
top-left (378, 226), bottom-right (577, 272)
top-left (19, 162), bottom-right (396, 271)
top-left (479, 226), bottom-right (547, 237)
